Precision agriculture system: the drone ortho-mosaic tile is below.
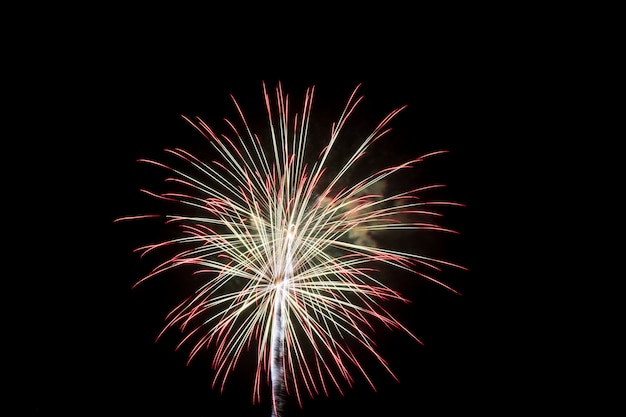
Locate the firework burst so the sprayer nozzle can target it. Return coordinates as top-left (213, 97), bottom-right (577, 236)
top-left (116, 81), bottom-right (466, 416)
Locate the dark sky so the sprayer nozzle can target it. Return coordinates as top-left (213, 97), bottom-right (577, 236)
top-left (13, 12), bottom-right (556, 416)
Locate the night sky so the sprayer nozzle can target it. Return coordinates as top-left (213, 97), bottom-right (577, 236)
top-left (13, 13), bottom-right (558, 416)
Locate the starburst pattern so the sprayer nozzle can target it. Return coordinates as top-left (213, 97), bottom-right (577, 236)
top-left (116, 81), bottom-right (465, 414)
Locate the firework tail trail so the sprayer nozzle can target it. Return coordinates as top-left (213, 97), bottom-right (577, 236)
top-left (270, 225), bottom-right (295, 417)
top-left (115, 81), bottom-right (466, 415)
top-left (270, 286), bottom-right (286, 417)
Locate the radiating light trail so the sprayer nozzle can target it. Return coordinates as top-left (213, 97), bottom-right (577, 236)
top-left (116, 81), bottom-right (466, 416)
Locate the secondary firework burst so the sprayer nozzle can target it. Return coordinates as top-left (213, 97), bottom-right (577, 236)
top-left (116, 81), bottom-right (466, 416)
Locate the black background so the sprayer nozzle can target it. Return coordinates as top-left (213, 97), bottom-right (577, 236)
top-left (10, 6), bottom-right (580, 416)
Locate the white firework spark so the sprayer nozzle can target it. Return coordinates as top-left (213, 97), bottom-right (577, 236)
top-left (116, 81), bottom-right (465, 416)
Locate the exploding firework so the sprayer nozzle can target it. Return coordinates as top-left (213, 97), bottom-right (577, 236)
top-left (116, 81), bottom-right (465, 416)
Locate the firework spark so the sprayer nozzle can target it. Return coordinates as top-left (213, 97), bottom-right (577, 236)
top-left (116, 81), bottom-right (465, 416)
